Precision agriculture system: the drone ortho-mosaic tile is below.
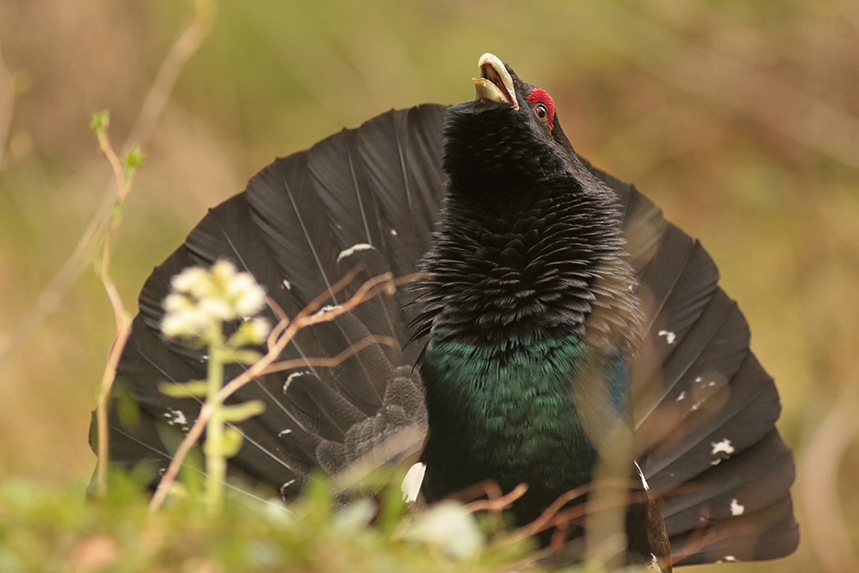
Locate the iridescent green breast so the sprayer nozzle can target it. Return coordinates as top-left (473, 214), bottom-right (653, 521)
top-left (421, 334), bottom-right (599, 492)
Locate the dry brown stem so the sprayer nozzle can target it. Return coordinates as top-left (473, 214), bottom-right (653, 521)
top-left (487, 478), bottom-right (640, 553)
top-left (0, 45), bottom-right (13, 169)
top-left (0, 4), bottom-right (213, 367)
top-left (802, 371), bottom-right (859, 573)
top-left (92, 122), bottom-right (134, 495)
top-left (465, 483), bottom-right (529, 514)
top-left (149, 272), bottom-right (412, 513)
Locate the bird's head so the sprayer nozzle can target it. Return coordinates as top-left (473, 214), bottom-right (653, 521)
top-left (416, 53), bottom-right (643, 352)
top-left (443, 53), bottom-right (582, 195)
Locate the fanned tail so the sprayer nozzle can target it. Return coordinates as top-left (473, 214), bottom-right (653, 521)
top-left (586, 161), bottom-right (799, 564)
top-left (96, 105), bottom-right (797, 566)
top-left (99, 105), bottom-right (447, 498)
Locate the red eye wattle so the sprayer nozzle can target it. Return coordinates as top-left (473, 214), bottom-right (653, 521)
top-left (527, 89), bottom-right (555, 131)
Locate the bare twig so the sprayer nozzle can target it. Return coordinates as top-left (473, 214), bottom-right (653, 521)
top-left (0, 212), bottom-right (104, 366)
top-left (0, 44), bottom-right (13, 169)
top-left (465, 483), bottom-right (528, 514)
top-left (123, 0), bottom-right (215, 154)
top-left (95, 325), bottom-right (132, 495)
top-left (492, 486), bottom-right (592, 552)
top-left (448, 480), bottom-right (505, 506)
top-left (221, 273), bottom-right (414, 401)
top-left (448, 480), bottom-right (512, 533)
top-left (261, 334), bottom-right (396, 376)
top-left (89, 0), bottom-right (216, 495)
top-left (664, 506), bottom-right (720, 567)
top-left (486, 478), bottom-right (639, 553)
top-left (149, 272), bottom-right (413, 513)
top-left (265, 297), bottom-right (290, 348)
top-left (91, 112), bottom-right (139, 496)
top-left (0, 2), bottom-right (214, 368)
top-left (802, 369), bottom-right (859, 573)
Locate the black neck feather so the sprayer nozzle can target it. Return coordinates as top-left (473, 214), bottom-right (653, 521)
top-left (411, 175), bottom-right (643, 352)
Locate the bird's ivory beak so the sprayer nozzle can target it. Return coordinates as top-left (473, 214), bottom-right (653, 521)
top-left (473, 53), bottom-right (519, 111)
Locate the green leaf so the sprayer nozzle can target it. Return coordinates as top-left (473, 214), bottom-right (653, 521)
top-left (121, 143), bottom-right (145, 188)
top-left (219, 426), bottom-right (244, 458)
top-left (122, 143), bottom-right (145, 170)
top-left (159, 381), bottom-right (209, 398)
top-left (110, 197), bottom-right (125, 221)
top-left (221, 400), bottom-right (266, 422)
top-left (89, 109), bottom-right (109, 135)
top-left (222, 349), bottom-right (262, 365)
top-left (108, 199), bottom-right (125, 229)
top-left (227, 318), bottom-right (271, 349)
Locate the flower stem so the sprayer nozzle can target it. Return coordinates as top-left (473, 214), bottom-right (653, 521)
top-left (204, 324), bottom-right (226, 514)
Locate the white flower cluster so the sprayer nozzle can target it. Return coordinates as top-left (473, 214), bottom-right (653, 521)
top-left (161, 259), bottom-right (270, 342)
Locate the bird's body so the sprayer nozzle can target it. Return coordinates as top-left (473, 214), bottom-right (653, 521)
top-left (94, 54), bottom-right (798, 568)
top-left (422, 334), bottom-right (597, 495)
top-left (415, 58), bottom-right (660, 562)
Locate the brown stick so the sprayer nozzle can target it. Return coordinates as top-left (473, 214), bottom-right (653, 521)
top-left (0, 4), bottom-right (213, 367)
top-left (465, 483), bottom-right (529, 513)
top-left (486, 478), bottom-right (639, 552)
top-left (93, 125), bottom-right (132, 497)
top-left (149, 272), bottom-right (414, 513)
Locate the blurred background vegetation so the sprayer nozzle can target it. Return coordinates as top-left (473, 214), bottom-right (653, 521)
top-left (0, 0), bottom-right (857, 571)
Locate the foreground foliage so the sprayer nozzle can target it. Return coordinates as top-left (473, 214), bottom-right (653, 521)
top-left (0, 468), bottom-right (666, 572)
top-left (0, 470), bottom-right (553, 573)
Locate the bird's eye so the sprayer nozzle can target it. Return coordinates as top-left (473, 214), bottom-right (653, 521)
top-left (527, 89), bottom-right (554, 131)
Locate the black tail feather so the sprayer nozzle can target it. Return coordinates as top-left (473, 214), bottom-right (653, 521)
top-left (101, 106), bottom-right (445, 498)
top-left (590, 170), bottom-right (797, 564)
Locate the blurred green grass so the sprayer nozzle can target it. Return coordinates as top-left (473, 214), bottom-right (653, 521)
top-left (1, 0), bottom-right (858, 571)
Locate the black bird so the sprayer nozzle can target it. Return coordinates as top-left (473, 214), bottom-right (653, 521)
top-left (94, 53), bottom-right (798, 568)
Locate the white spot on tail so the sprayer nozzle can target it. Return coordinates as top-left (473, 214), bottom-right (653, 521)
top-left (730, 498), bottom-right (744, 516)
top-left (283, 371), bottom-right (311, 393)
top-left (676, 391), bottom-right (686, 401)
top-left (164, 408), bottom-right (187, 427)
top-left (336, 243), bottom-right (375, 262)
top-left (644, 553), bottom-right (661, 571)
top-left (634, 461), bottom-right (649, 491)
top-left (402, 462), bottom-right (426, 503)
top-left (280, 479), bottom-right (296, 497)
top-left (283, 279), bottom-right (292, 290)
top-left (711, 439), bottom-right (735, 456)
top-left (390, 228), bottom-right (398, 236)
top-left (658, 330), bottom-right (676, 345)
top-left (710, 459), bottom-right (722, 466)
top-left (694, 376), bottom-right (702, 383)
top-left (278, 429), bottom-right (292, 437)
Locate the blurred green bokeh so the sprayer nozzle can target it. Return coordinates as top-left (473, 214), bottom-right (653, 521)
top-left (0, 1), bottom-right (857, 571)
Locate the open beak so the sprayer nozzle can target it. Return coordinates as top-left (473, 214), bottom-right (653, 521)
top-left (473, 53), bottom-right (519, 111)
